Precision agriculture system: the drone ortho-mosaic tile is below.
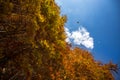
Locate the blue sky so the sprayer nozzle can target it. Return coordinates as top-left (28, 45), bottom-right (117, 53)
top-left (55, 0), bottom-right (120, 79)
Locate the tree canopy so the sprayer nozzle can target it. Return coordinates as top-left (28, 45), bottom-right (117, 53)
top-left (0, 0), bottom-right (118, 80)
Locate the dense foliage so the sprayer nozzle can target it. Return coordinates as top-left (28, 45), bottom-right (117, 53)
top-left (0, 0), bottom-right (118, 80)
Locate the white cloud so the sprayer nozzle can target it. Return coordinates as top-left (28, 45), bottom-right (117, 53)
top-left (65, 27), bottom-right (71, 43)
top-left (65, 27), bottom-right (94, 49)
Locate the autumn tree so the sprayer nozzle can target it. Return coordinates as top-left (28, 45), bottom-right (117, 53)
top-left (0, 0), bottom-right (118, 80)
top-left (0, 0), bottom-right (66, 79)
top-left (62, 47), bottom-right (118, 80)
